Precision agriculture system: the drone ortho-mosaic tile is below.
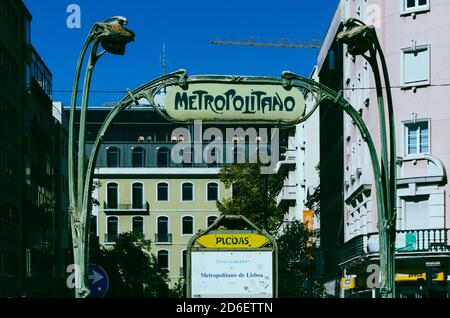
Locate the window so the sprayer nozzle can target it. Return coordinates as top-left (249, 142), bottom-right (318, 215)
top-left (182, 216), bottom-right (194, 235)
top-left (206, 147), bottom-right (220, 167)
top-left (132, 183), bottom-right (144, 209)
top-left (207, 216), bottom-right (217, 227)
top-left (132, 217), bottom-right (144, 234)
top-left (182, 183), bottom-right (193, 201)
top-left (401, 45), bottom-right (430, 87)
top-left (106, 217), bottom-right (118, 243)
top-left (132, 147), bottom-right (145, 167)
top-left (157, 182), bottom-right (169, 201)
top-left (156, 216), bottom-right (170, 243)
top-left (405, 195), bottom-right (429, 230)
top-left (405, 121), bottom-right (429, 155)
top-left (401, 0), bottom-right (429, 14)
top-left (107, 147), bottom-right (120, 167)
top-left (157, 147), bottom-right (170, 167)
top-left (182, 147), bottom-right (192, 167)
top-left (107, 183), bottom-right (118, 209)
top-left (207, 183), bottom-right (219, 201)
top-left (157, 250), bottom-right (169, 270)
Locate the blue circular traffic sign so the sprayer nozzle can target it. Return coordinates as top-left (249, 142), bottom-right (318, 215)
top-left (88, 264), bottom-right (109, 298)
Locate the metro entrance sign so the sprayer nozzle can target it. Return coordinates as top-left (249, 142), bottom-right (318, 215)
top-left (165, 82), bottom-right (305, 122)
top-left (187, 215), bottom-right (277, 298)
top-left (70, 17), bottom-right (396, 298)
top-left (196, 233), bottom-right (269, 249)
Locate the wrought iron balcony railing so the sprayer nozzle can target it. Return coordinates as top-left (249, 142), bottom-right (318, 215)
top-left (103, 202), bottom-right (149, 211)
top-left (155, 233), bottom-right (172, 244)
top-left (339, 228), bottom-right (450, 265)
top-left (104, 233), bottom-right (119, 243)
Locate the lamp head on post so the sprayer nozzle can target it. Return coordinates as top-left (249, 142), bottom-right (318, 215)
top-left (337, 19), bottom-right (375, 56)
top-left (96, 16), bottom-right (135, 55)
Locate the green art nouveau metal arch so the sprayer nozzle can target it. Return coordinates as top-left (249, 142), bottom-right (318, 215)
top-left (83, 69), bottom-right (385, 289)
top-left (68, 17), bottom-right (396, 299)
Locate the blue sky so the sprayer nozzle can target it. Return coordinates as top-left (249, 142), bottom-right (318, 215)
top-left (24, 0), bottom-right (338, 106)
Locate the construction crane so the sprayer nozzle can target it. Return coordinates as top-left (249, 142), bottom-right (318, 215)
top-left (209, 36), bottom-right (322, 49)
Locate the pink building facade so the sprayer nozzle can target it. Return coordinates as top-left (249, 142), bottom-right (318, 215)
top-left (318, 0), bottom-right (450, 297)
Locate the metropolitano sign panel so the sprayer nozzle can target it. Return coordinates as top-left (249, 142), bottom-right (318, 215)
top-left (191, 251), bottom-right (273, 298)
top-left (165, 83), bottom-right (305, 122)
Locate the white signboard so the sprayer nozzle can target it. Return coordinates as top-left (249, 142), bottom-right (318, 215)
top-left (191, 251), bottom-right (273, 298)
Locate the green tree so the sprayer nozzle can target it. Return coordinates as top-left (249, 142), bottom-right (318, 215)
top-left (277, 221), bottom-right (325, 298)
top-left (217, 162), bottom-right (325, 297)
top-left (217, 162), bottom-right (284, 233)
top-left (91, 232), bottom-right (178, 298)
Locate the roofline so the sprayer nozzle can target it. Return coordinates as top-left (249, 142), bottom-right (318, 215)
top-left (317, 0), bottom-right (344, 73)
top-left (20, 0), bottom-right (32, 20)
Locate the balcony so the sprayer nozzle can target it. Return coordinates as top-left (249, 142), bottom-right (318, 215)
top-left (275, 149), bottom-right (296, 176)
top-left (155, 233), bottom-right (172, 244)
top-left (276, 185), bottom-right (297, 209)
top-left (104, 233), bottom-right (119, 244)
top-left (103, 202), bottom-right (149, 214)
top-left (339, 228), bottom-right (450, 266)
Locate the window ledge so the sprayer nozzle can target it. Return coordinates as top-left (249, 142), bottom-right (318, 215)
top-left (401, 82), bottom-right (430, 90)
top-left (400, 6), bottom-right (430, 16)
top-left (403, 153), bottom-right (430, 160)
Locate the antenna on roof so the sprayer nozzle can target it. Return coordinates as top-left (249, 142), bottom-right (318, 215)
top-left (160, 42), bottom-right (169, 75)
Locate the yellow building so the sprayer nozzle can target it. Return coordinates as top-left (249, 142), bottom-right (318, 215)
top-left (82, 107), bottom-right (235, 288)
top-left (93, 169), bottom-right (230, 286)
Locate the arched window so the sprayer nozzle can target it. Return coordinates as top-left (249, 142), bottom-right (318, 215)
top-left (157, 250), bottom-right (169, 270)
top-left (182, 182), bottom-right (193, 201)
top-left (132, 183), bottom-right (144, 209)
top-left (106, 216), bottom-right (118, 243)
top-left (106, 147), bottom-right (120, 167)
top-left (157, 147), bottom-right (170, 167)
top-left (157, 182), bottom-right (169, 201)
top-left (182, 216), bottom-right (194, 235)
top-left (132, 147), bottom-right (145, 167)
top-left (207, 216), bottom-right (218, 228)
top-left (207, 183), bottom-right (219, 201)
top-left (156, 216), bottom-right (170, 243)
top-left (106, 183), bottom-right (118, 209)
top-left (132, 216), bottom-right (144, 234)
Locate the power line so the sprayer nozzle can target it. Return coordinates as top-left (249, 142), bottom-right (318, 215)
top-left (52, 83), bottom-right (450, 94)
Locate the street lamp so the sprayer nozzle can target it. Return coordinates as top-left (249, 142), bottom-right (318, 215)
top-left (68, 17), bottom-right (134, 298)
top-left (337, 19), bottom-right (397, 298)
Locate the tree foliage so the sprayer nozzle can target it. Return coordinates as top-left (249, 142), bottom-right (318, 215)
top-left (91, 232), bottom-right (177, 298)
top-left (277, 221), bottom-right (325, 298)
top-left (217, 162), bottom-right (325, 297)
top-left (217, 162), bottom-right (284, 232)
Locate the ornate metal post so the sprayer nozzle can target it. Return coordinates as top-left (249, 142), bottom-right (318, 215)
top-left (337, 19), bottom-right (397, 298)
top-left (68, 17), bottom-right (134, 298)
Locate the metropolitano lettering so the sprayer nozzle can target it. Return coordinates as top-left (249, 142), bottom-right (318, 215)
top-left (174, 89), bottom-right (296, 115)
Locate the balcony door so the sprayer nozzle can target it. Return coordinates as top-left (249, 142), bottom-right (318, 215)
top-left (157, 216), bottom-right (169, 242)
top-left (107, 183), bottom-right (118, 209)
top-left (132, 183), bottom-right (144, 209)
